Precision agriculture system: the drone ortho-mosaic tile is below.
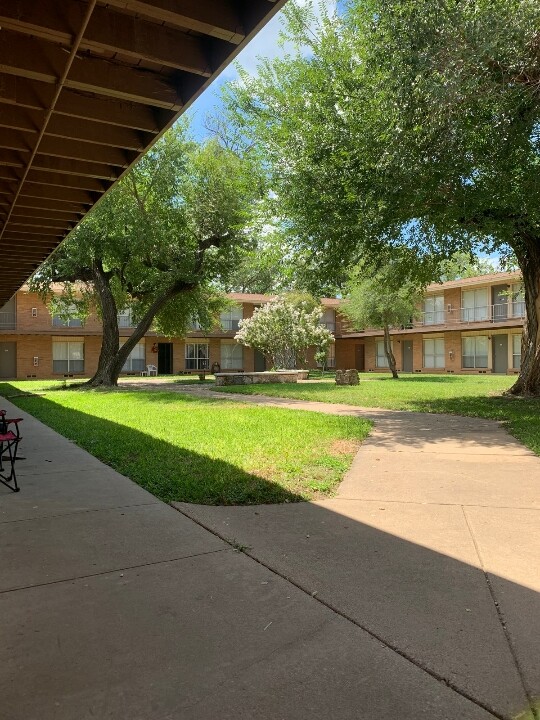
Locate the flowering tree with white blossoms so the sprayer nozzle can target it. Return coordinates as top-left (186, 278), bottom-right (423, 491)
top-left (235, 295), bottom-right (333, 369)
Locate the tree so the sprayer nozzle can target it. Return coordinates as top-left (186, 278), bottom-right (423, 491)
top-left (30, 127), bottom-right (258, 387)
top-left (438, 252), bottom-right (498, 282)
top-left (341, 265), bottom-right (424, 379)
top-left (224, 0), bottom-right (540, 395)
top-left (235, 294), bottom-right (333, 369)
top-left (222, 231), bottom-right (295, 294)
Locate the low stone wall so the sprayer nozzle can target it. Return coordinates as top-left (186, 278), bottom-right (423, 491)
top-left (215, 371), bottom-right (300, 386)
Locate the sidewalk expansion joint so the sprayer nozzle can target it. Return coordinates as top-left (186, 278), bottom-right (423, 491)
top-left (332, 497), bottom-right (540, 511)
top-left (461, 505), bottom-right (539, 720)
top-left (0, 547), bottom-right (229, 595)
top-left (172, 503), bottom-right (508, 720)
top-left (0, 501), bottom-right (160, 525)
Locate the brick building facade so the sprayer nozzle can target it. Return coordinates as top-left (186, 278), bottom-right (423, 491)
top-left (0, 272), bottom-right (525, 379)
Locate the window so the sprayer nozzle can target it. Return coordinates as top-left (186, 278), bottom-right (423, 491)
top-left (461, 289), bottom-right (488, 322)
top-left (423, 295), bottom-right (444, 325)
top-left (117, 309), bottom-right (134, 328)
top-left (185, 343), bottom-right (209, 370)
top-left (221, 341), bottom-right (243, 370)
top-left (376, 340), bottom-right (390, 368)
top-left (423, 338), bottom-right (445, 368)
top-left (320, 308), bottom-right (336, 332)
top-left (512, 334), bottom-right (522, 370)
top-left (511, 284), bottom-right (525, 318)
top-left (462, 336), bottom-right (488, 368)
top-left (53, 341), bottom-right (84, 373)
top-left (52, 304), bottom-right (82, 328)
top-left (220, 306), bottom-right (243, 332)
top-left (121, 342), bottom-right (145, 372)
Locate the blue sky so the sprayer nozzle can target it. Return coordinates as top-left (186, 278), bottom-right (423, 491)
top-left (186, 1), bottom-right (336, 140)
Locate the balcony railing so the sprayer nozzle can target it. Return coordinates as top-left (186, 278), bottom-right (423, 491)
top-left (52, 317), bottom-right (83, 328)
top-left (415, 303), bottom-right (526, 327)
top-left (0, 312), bottom-right (16, 329)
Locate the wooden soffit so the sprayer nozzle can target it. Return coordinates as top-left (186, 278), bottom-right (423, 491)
top-left (0, 0), bottom-right (287, 304)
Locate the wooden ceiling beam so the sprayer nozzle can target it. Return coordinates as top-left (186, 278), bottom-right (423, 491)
top-left (46, 115), bottom-right (149, 151)
top-left (37, 137), bottom-right (131, 167)
top-left (0, 106), bottom-right (42, 133)
top-left (0, 76), bottom-right (169, 131)
top-left (0, 32), bottom-right (184, 110)
top-left (8, 198), bottom-right (88, 214)
top-left (31, 156), bottom-right (119, 181)
top-left (8, 208), bottom-right (82, 222)
top-left (103, 0), bottom-right (245, 43)
top-left (25, 170), bottom-right (107, 193)
top-left (0, 129), bottom-right (33, 153)
top-left (0, 0), bottom-right (223, 76)
top-left (17, 184), bottom-right (96, 205)
top-left (6, 224), bottom-right (68, 236)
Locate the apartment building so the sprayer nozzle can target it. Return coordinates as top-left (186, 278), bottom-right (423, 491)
top-left (0, 272), bottom-right (525, 380)
top-left (336, 271), bottom-right (525, 375)
top-left (0, 288), bottom-right (341, 380)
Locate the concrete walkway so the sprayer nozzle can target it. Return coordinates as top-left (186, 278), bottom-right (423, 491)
top-left (1, 391), bottom-right (539, 719)
top-left (171, 386), bottom-right (540, 720)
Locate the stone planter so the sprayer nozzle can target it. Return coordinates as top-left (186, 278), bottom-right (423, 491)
top-left (215, 371), bottom-right (299, 386)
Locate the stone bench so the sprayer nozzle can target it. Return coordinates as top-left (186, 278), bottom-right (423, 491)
top-left (215, 371), bottom-right (300, 386)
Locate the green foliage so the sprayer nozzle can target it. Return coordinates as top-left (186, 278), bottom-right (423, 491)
top-left (223, 0), bottom-right (540, 284)
top-left (235, 294), bottom-right (333, 369)
top-left (343, 265), bottom-right (423, 332)
top-left (438, 252), bottom-right (498, 282)
top-left (30, 127), bottom-right (258, 336)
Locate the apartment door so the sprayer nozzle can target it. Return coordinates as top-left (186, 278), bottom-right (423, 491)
top-left (157, 343), bottom-right (173, 374)
top-left (0, 342), bottom-right (16, 378)
top-left (355, 344), bottom-right (365, 372)
top-left (492, 285), bottom-right (508, 322)
top-left (254, 349), bottom-right (266, 372)
top-left (492, 334), bottom-right (508, 374)
top-left (402, 340), bottom-right (413, 372)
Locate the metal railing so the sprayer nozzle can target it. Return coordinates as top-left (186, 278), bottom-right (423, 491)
top-left (415, 303), bottom-right (526, 327)
top-left (52, 316), bottom-right (83, 328)
top-left (0, 312), bottom-right (16, 329)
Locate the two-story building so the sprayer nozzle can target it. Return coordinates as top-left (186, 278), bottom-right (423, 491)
top-left (336, 271), bottom-right (525, 375)
top-left (0, 288), bottom-right (341, 380)
top-left (0, 272), bottom-right (525, 379)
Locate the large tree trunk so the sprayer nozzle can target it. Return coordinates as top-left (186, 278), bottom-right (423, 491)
top-left (383, 324), bottom-right (399, 379)
top-left (87, 267), bottom-right (195, 388)
top-left (508, 241), bottom-right (540, 396)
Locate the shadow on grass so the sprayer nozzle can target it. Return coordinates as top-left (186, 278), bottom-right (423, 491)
top-left (0, 383), bottom-right (303, 505)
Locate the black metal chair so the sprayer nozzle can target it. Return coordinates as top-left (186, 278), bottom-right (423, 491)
top-left (0, 410), bottom-right (22, 493)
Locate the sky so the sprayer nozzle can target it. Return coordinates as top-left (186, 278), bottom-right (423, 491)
top-left (185, 1), bottom-right (337, 140)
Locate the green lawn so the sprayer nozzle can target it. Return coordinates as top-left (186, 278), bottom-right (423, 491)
top-left (0, 381), bottom-right (371, 505)
top-left (215, 374), bottom-right (540, 456)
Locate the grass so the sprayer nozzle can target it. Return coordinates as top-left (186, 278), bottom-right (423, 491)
top-left (0, 380), bottom-right (371, 505)
top-left (215, 373), bottom-right (540, 456)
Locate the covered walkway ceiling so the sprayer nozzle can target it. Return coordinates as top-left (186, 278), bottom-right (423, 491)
top-left (0, 0), bottom-right (287, 304)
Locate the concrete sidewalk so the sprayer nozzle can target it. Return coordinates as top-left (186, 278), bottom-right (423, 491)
top-left (1, 392), bottom-right (538, 720)
top-left (173, 389), bottom-right (540, 720)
